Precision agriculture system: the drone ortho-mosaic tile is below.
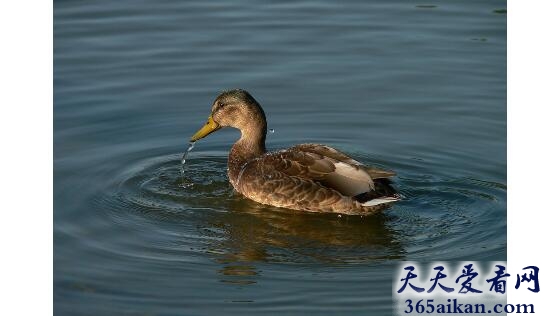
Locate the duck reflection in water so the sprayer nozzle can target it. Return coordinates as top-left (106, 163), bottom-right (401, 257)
top-left (199, 197), bottom-right (404, 285)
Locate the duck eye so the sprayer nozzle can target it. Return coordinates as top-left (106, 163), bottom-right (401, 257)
top-left (218, 102), bottom-right (225, 108)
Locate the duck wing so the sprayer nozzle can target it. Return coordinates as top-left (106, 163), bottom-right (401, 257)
top-left (258, 144), bottom-right (389, 197)
top-left (293, 144), bottom-right (396, 179)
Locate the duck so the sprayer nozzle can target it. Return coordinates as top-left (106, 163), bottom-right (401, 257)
top-left (190, 89), bottom-right (399, 215)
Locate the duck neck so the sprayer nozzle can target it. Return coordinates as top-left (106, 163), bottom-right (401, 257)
top-left (228, 124), bottom-right (267, 183)
top-left (231, 126), bottom-right (266, 161)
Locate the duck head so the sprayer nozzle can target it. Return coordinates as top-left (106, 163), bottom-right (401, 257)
top-left (190, 89), bottom-right (267, 142)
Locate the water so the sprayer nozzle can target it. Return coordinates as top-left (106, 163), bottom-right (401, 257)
top-left (54, 1), bottom-right (506, 315)
top-left (180, 141), bottom-right (195, 180)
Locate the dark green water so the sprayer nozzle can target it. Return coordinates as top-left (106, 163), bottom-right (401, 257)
top-left (54, 1), bottom-right (506, 315)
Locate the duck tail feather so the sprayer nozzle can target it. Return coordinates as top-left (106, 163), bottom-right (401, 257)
top-left (361, 195), bottom-right (401, 207)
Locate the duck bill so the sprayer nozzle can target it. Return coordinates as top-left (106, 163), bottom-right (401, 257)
top-left (190, 115), bottom-right (221, 142)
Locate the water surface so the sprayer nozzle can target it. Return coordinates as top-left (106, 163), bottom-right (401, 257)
top-left (54, 1), bottom-right (506, 315)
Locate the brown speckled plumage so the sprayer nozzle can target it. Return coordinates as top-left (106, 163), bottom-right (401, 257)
top-left (191, 89), bottom-right (399, 215)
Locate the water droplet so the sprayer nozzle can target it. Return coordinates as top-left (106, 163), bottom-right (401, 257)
top-left (268, 128), bottom-right (275, 134)
top-left (181, 141), bottom-right (196, 179)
